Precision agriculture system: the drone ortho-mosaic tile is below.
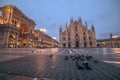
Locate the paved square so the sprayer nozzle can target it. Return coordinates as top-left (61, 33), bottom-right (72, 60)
top-left (0, 48), bottom-right (120, 80)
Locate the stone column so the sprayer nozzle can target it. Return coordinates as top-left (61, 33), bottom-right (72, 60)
top-left (32, 37), bottom-right (34, 48)
top-left (6, 14), bottom-right (10, 24)
top-left (4, 30), bottom-right (10, 48)
top-left (15, 33), bottom-right (19, 48)
top-left (8, 7), bottom-right (13, 25)
top-left (27, 35), bottom-right (30, 48)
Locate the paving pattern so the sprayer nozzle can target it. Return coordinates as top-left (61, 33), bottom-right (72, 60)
top-left (0, 48), bottom-right (120, 80)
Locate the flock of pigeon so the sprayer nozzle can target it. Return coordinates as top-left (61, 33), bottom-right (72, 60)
top-left (50, 54), bottom-right (99, 71)
top-left (64, 54), bottom-right (99, 70)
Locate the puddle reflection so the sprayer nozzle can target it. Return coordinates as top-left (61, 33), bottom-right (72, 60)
top-left (112, 48), bottom-right (120, 53)
top-left (104, 61), bottom-right (120, 64)
top-left (102, 48), bottom-right (107, 55)
top-left (51, 48), bottom-right (58, 54)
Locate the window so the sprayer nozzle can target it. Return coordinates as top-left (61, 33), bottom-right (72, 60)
top-left (68, 43), bottom-right (71, 47)
top-left (84, 37), bottom-right (86, 41)
top-left (89, 37), bottom-right (91, 40)
top-left (68, 32), bottom-right (70, 36)
top-left (15, 21), bottom-right (17, 26)
top-left (12, 20), bottom-right (14, 24)
top-left (76, 33), bottom-right (78, 37)
top-left (63, 37), bottom-right (65, 40)
top-left (83, 32), bottom-right (85, 35)
top-left (69, 37), bottom-right (70, 41)
top-left (75, 26), bottom-right (77, 31)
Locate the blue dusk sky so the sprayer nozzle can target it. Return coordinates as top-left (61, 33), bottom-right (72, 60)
top-left (0, 0), bottom-right (120, 41)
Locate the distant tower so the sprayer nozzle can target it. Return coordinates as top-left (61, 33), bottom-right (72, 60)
top-left (59, 26), bottom-right (62, 35)
top-left (91, 24), bottom-right (95, 32)
top-left (110, 33), bottom-right (112, 39)
top-left (85, 21), bottom-right (88, 28)
top-left (66, 22), bottom-right (67, 27)
top-left (59, 26), bottom-right (63, 47)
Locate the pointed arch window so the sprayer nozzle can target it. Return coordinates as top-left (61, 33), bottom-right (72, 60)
top-left (75, 26), bottom-right (77, 31)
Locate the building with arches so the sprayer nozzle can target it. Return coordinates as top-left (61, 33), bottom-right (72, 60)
top-left (0, 5), bottom-right (36, 48)
top-left (59, 17), bottom-right (96, 48)
top-left (97, 34), bottom-right (120, 48)
top-left (0, 5), bottom-right (58, 48)
top-left (34, 30), bottom-right (58, 48)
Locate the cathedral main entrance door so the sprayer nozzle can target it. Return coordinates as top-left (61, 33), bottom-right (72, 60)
top-left (84, 42), bottom-right (86, 47)
top-left (75, 41), bottom-right (79, 47)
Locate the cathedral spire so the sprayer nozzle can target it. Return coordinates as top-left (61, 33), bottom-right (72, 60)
top-left (110, 33), bottom-right (112, 39)
top-left (78, 17), bottom-right (82, 23)
top-left (91, 24), bottom-right (95, 32)
top-left (70, 17), bottom-right (73, 23)
top-left (66, 22), bottom-right (67, 27)
top-left (85, 21), bottom-right (88, 28)
top-left (59, 26), bottom-right (62, 33)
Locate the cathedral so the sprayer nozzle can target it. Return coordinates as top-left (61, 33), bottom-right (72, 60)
top-left (59, 17), bottom-right (96, 48)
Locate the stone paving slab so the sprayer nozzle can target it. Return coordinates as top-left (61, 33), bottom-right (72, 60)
top-left (0, 54), bottom-right (120, 80)
top-left (0, 55), bottom-right (22, 62)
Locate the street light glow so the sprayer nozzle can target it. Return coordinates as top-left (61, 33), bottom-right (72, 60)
top-left (40, 28), bottom-right (47, 33)
top-left (112, 36), bottom-right (118, 38)
top-left (52, 37), bottom-right (56, 40)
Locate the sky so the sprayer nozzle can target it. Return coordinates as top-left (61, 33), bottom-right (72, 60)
top-left (0, 0), bottom-right (120, 41)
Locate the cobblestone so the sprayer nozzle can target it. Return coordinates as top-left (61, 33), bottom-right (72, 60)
top-left (0, 48), bottom-right (120, 80)
top-left (0, 54), bottom-right (120, 80)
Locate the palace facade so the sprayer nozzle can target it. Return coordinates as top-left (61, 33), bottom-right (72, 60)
top-left (59, 18), bottom-right (96, 48)
top-left (0, 5), bottom-right (58, 48)
top-left (97, 34), bottom-right (120, 48)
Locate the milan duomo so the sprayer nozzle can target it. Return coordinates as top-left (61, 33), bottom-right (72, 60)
top-left (59, 17), bottom-right (97, 48)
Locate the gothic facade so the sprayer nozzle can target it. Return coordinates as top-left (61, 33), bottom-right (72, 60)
top-left (59, 17), bottom-right (96, 48)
